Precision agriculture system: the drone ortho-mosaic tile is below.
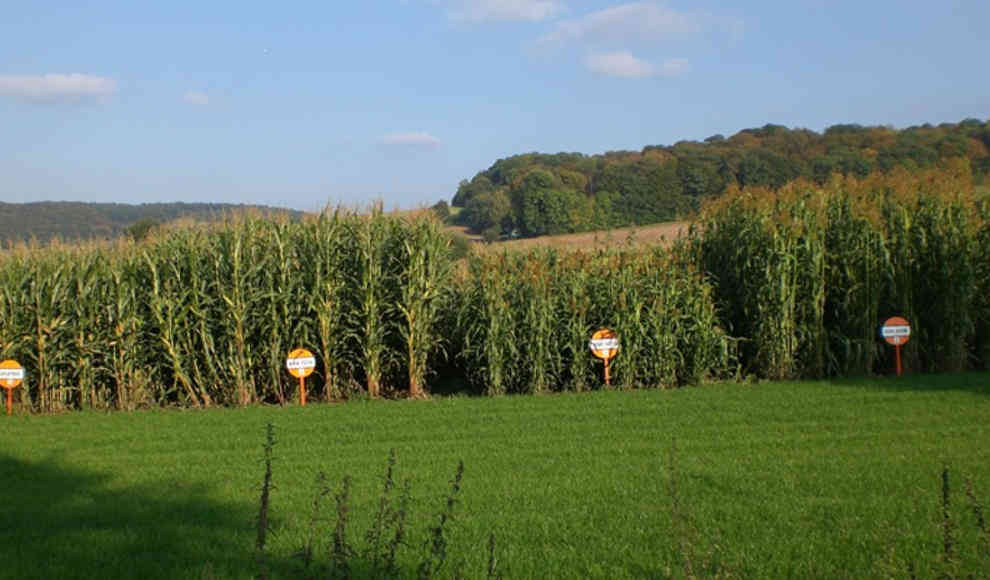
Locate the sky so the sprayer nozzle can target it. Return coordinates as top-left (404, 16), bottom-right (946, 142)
top-left (2, 1), bottom-right (988, 212)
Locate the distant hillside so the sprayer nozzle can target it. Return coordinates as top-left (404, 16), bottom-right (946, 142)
top-left (453, 118), bottom-right (990, 239)
top-left (0, 201), bottom-right (303, 244)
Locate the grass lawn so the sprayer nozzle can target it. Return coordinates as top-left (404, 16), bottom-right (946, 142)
top-left (2, 374), bottom-right (989, 579)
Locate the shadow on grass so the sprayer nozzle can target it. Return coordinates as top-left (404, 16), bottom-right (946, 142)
top-left (830, 370), bottom-right (990, 395)
top-left (0, 454), bottom-right (299, 580)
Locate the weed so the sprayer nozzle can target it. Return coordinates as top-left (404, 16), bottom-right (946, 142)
top-left (384, 480), bottom-right (413, 579)
top-left (365, 448), bottom-right (397, 573)
top-left (486, 533), bottom-right (501, 580)
top-left (418, 461), bottom-right (465, 579)
top-left (298, 471), bottom-right (330, 572)
top-left (329, 475), bottom-right (354, 579)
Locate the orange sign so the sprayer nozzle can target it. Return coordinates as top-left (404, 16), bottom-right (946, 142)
top-left (285, 349), bottom-right (316, 379)
top-left (589, 329), bottom-right (619, 386)
top-left (880, 316), bottom-right (910, 377)
top-left (881, 316), bottom-right (911, 346)
top-left (286, 348), bottom-right (316, 407)
top-left (0, 359), bottom-right (23, 416)
top-left (0, 359), bottom-right (24, 389)
top-left (589, 329), bottom-right (619, 360)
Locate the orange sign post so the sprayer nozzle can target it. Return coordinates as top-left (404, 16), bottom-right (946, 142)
top-left (880, 316), bottom-right (911, 377)
top-left (0, 359), bottom-right (25, 416)
top-left (285, 348), bottom-right (316, 406)
top-left (589, 329), bottom-right (620, 386)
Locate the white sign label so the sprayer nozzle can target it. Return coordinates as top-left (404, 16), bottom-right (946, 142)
top-left (881, 325), bottom-right (911, 337)
top-left (285, 357), bottom-right (316, 370)
top-left (589, 338), bottom-right (619, 351)
top-left (0, 369), bottom-right (24, 380)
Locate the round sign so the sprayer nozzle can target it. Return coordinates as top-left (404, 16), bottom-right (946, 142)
top-left (0, 359), bottom-right (24, 389)
top-left (589, 329), bottom-right (619, 360)
top-left (880, 316), bottom-right (911, 346)
top-left (285, 348), bottom-right (316, 378)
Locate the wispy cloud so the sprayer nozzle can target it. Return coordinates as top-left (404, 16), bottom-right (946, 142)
top-left (659, 57), bottom-right (690, 76)
top-left (380, 132), bottom-right (442, 147)
top-left (530, 3), bottom-right (709, 79)
top-left (0, 73), bottom-right (117, 103)
top-left (183, 91), bottom-right (209, 106)
top-left (446, 0), bottom-right (565, 22)
top-left (584, 52), bottom-right (689, 78)
top-left (585, 51), bottom-right (654, 78)
top-left (540, 2), bottom-right (698, 47)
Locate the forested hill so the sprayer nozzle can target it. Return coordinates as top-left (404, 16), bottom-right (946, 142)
top-left (452, 118), bottom-right (990, 239)
top-left (0, 201), bottom-right (301, 244)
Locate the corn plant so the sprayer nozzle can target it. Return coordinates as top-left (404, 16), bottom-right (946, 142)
top-left (519, 250), bottom-right (559, 394)
top-left (352, 205), bottom-right (396, 398)
top-left (395, 215), bottom-right (452, 398)
top-left (302, 209), bottom-right (353, 400)
top-left (459, 251), bottom-right (519, 396)
top-left (23, 253), bottom-right (72, 411)
top-left (213, 217), bottom-right (260, 405)
top-left (106, 251), bottom-right (149, 409)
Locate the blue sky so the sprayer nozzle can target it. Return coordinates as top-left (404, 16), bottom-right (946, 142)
top-left (2, 1), bottom-right (988, 211)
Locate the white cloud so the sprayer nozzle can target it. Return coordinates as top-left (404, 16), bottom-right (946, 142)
top-left (540, 2), bottom-right (698, 46)
top-left (584, 52), bottom-right (690, 78)
top-left (380, 132), bottom-right (442, 147)
top-left (0, 73), bottom-right (117, 103)
top-left (659, 57), bottom-right (690, 76)
top-left (585, 51), bottom-right (655, 78)
top-left (446, 0), bottom-right (565, 22)
top-left (183, 91), bottom-right (209, 106)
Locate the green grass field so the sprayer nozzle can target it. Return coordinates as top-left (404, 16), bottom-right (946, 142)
top-left (2, 374), bottom-right (989, 579)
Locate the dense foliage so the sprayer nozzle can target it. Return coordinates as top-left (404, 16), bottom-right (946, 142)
top-left (695, 161), bottom-right (989, 379)
top-left (0, 210), bottom-right (735, 411)
top-left (452, 118), bottom-right (990, 237)
top-left (0, 208), bottom-right (454, 410)
top-left (1, 165), bottom-right (988, 411)
top-left (456, 248), bottom-right (732, 395)
top-left (0, 201), bottom-right (301, 244)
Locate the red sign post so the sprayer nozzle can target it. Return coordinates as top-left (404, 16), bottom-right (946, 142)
top-left (880, 317), bottom-right (911, 377)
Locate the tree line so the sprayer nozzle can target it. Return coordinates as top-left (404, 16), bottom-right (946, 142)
top-left (0, 201), bottom-right (301, 245)
top-left (450, 118), bottom-right (990, 239)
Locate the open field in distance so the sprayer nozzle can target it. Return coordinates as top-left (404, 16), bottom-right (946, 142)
top-left (493, 221), bottom-right (690, 251)
top-left (448, 221), bottom-right (691, 251)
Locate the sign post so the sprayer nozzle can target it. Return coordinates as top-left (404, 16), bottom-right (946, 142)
top-left (0, 360), bottom-right (24, 416)
top-left (589, 329), bottom-right (620, 386)
top-left (880, 317), bottom-right (911, 377)
top-left (285, 349), bottom-right (316, 406)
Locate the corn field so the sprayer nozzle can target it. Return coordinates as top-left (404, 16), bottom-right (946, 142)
top-left (694, 162), bottom-right (990, 379)
top-left (0, 208), bottom-right (454, 411)
top-left (1, 164), bottom-right (988, 412)
top-left (455, 247), bottom-right (733, 395)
